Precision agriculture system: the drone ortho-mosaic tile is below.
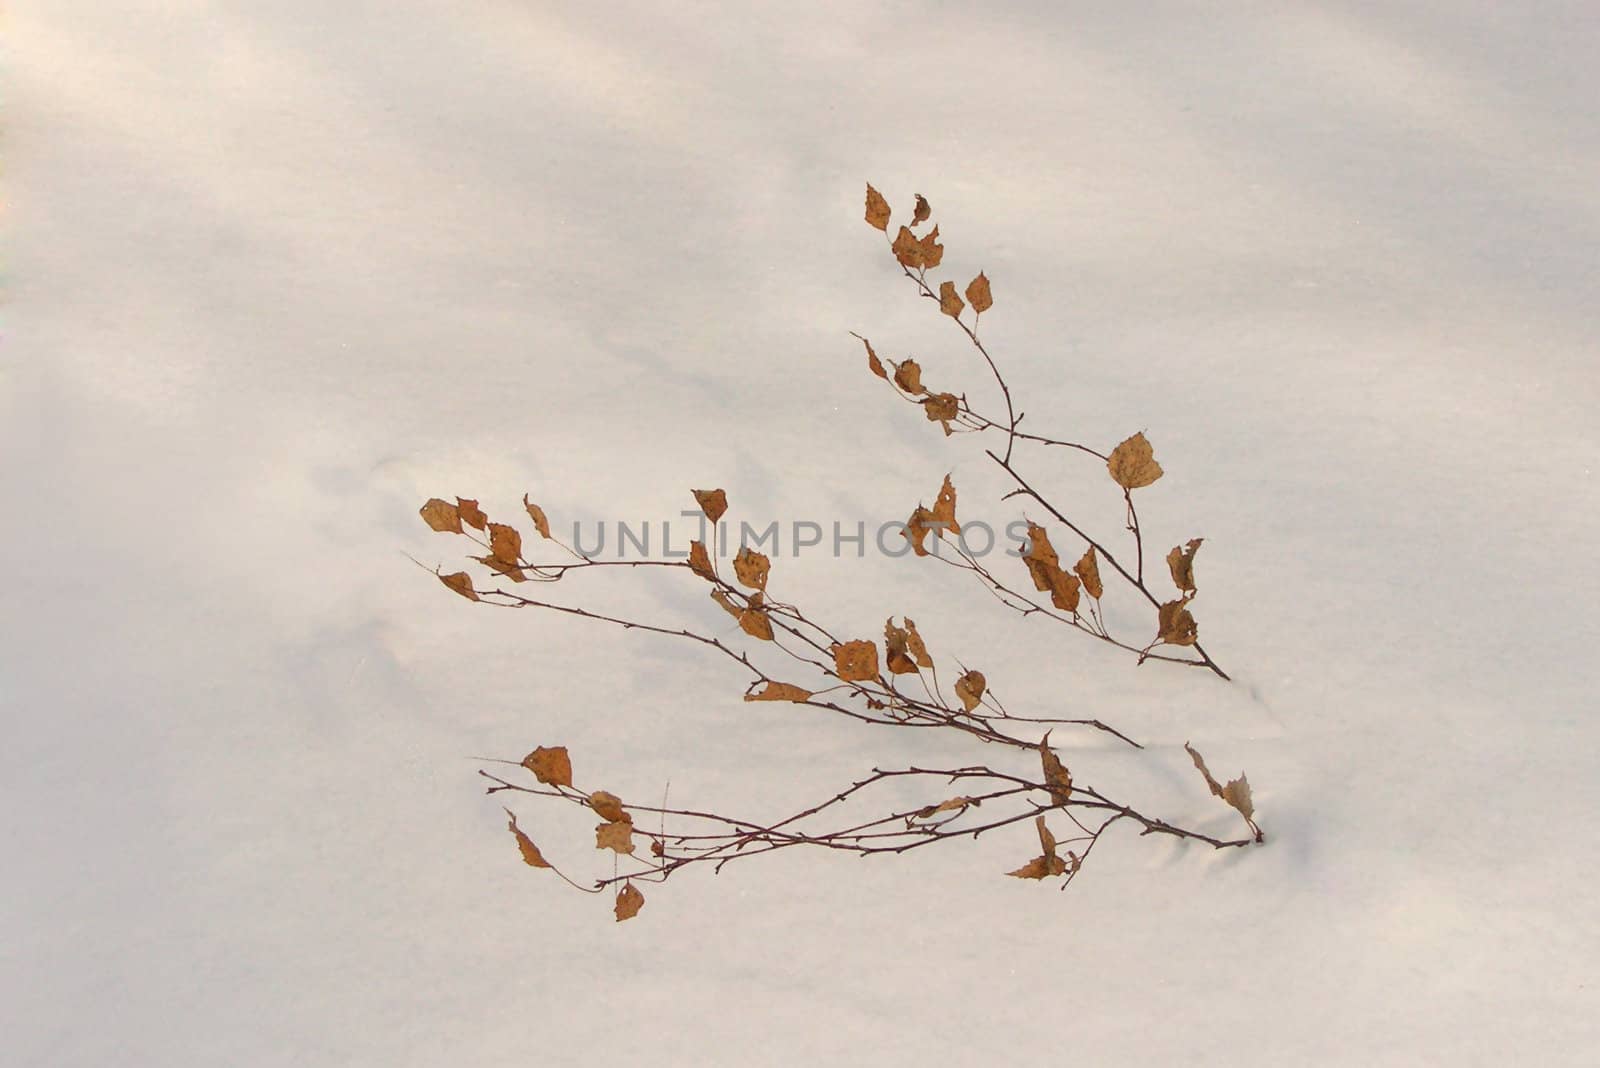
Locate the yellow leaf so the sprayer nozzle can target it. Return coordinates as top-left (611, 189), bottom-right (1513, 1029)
top-left (1157, 599), bottom-right (1199, 646)
top-left (688, 540), bottom-right (716, 580)
top-left (911, 193), bottom-right (931, 225)
top-left (588, 790), bottom-right (627, 822)
top-left (505, 809), bottom-right (551, 869)
top-left (595, 817), bottom-right (635, 855)
top-left (487, 522), bottom-right (522, 568)
top-left (865, 183), bottom-right (891, 231)
top-left (860, 335), bottom-right (888, 380)
top-left (438, 571), bottom-right (479, 602)
top-left (832, 640), bottom-right (879, 683)
top-left (938, 280), bottom-right (965, 318)
top-left (965, 272), bottom-right (993, 314)
top-left (1039, 733), bottom-right (1072, 804)
top-left (692, 488), bottom-right (728, 523)
top-left (1167, 538), bottom-right (1203, 594)
top-left (420, 498), bottom-right (462, 534)
top-left (893, 358), bottom-right (925, 395)
top-left (931, 475), bottom-right (959, 536)
top-left (521, 746), bottom-right (572, 787)
top-left (614, 882), bottom-right (645, 922)
top-left (1075, 546), bottom-right (1103, 601)
top-left (456, 498), bottom-right (488, 531)
top-left (522, 495), bottom-right (552, 539)
top-left (1107, 432), bottom-right (1163, 490)
top-left (744, 681), bottom-right (814, 703)
top-left (954, 669), bottom-right (986, 712)
top-left (733, 546), bottom-right (770, 591)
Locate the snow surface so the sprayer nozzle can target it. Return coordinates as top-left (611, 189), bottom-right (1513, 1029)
top-left (7, 3), bottom-right (1599, 1064)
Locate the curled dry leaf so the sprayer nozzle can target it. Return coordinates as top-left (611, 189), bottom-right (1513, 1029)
top-left (884, 618), bottom-right (920, 675)
top-left (923, 392), bottom-right (959, 433)
top-left (456, 498), bottom-right (488, 531)
top-left (688, 540), bottom-right (716, 580)
top-left (588, 790), bottom-right (627, 823)
top-left (938, 280), bottom-right (965, 318)
top-left (692, 488), bottom-right (728, 524)
top-left (614, 882), bottom-right (645, 922)
top-left (522, 495), bottom-right (553, 540)
top-left (1022, 523), bottom-right (1080, 612)
top-left (902, 618), bottom-right (933, 668)
top-left (832, 640), bottom-right (879, 683)
top-left (420, 498), bottom-right (462, 534)
top-left (911, 193), bottom-right (931, 226)
top-left (893, 358), bottom-right (925, 395)
top-left (860, 335), bottom-right (888, 380)
top-left (1185, 742), bottom-right (1257, 827)
top-left (1075, 546), bottom-right (1103, 601)
top-left (744, 681), bottom-right (814, 703)
top-left (954, 669), bottom-right (986, 712)
top-left (1007, 854), bottom-right (1069, 880)
top-left (965, 272), bottom-right (993, 315)
top-left (505, 809), bottom-right (551, 869)
top-left (487, 523), bottom-right (523, 568)
top-left (595, 818), bottom-right (635, 855)
top-left (733, 546), bottom-right (770, 591)
top-left (711, 589), bottom-right (775, 641)
top-left (522, 746), bottom-right (573, 788)
top-left (1038, 732), bottom-right (1073, 805)
top-left (438, 571), bottom-right (479, 602)
top-left (865, 183), bottom-right (891, 231)
top-left (476, 554), bottom-right (527, 583)
top-left (1157, 599), bottom-right (1199, 646)
top-left (931, 475), bottom-right (959, 536)
top-left (1107, 432), bottom-right (1164, 490)
top-left (1167, 538), bottom-right (1203, 594)
top-left (915, 796), bottom-right (978, 819)
top-left (904, 506), bottom-right (937, 557)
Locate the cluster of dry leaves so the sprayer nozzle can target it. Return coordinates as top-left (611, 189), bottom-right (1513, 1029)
top-left (418, 186), bottom-right (1260, 922)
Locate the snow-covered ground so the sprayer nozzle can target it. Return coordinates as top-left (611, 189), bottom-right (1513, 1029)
top-left (8, 3), bottom-right (1599, 1064)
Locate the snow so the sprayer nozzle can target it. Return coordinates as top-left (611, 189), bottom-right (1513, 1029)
top-left (7, 2), bottom-right (1599, 1064)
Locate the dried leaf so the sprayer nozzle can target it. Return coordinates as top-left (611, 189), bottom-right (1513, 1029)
top-left (733, 546), bottom-right (770, 591)
top-left (930, 475), bottom-right (959, 536)
top-left (911, 193), bottom-right (931, 225)
top-left (1075, 546), bottom-right (1103, 601)
top-left (884, 619), bottom-right (920, 675)
top-left (893, 358), bottom-right (925, 395)
top-left (438, 571), bottom-right (479, 602)
top-left (891, 225), bottom-right (922, 269)
top-left (1167, 538), bottom-right (1203, 594)
top-left (1024, 522), bottom-right (1080, 610)
top-left (505, 809), bottom-right (551, 869)
top-left (860, 335), bottom-right (888, 380)
top-left (711, 589), bottom-right (775, 641)
top-left (922, 392), bottom-right (959, 430)
top-left (1186, 743), bottom-right (1255, 821)
top-left (688, 540), bottom-right (716, 580)
top-left (1185, 742), bottom-right (1225, 797)
top-left (1036, 814), bottom-right (1058, 859)
top-left (1007, 854), bottom-right (1068, 880)
top-left (904, 506), bottom-right (937, 557)
top-left (1107, 432), bottom-right (1164, 490)
top-left (902, 618), bottom-right (933, 668)
top-left (744, 681), bottom-right (814, 703)
top-left (865, 183), bottom-right (891, 231)
top-left (954, 669), bottom-right (986, 712)
top-left (595, 817), bottom-right (635, 855)
top-left (420, 498), bottom-right (462, 534)
top-left (522, 746), bottom-right (572, 787)
top-left (966, 272), bottom-right (993, 314)
top-left (916, 225), bottom-right (944, 269)
top-left (832, 640), bottom-right (879, 683)
top-left (456, 498), bottom-right (488, 531)
top-left (915, 796), bottom-right (978, 818)
top-left (692, 488), bottom-right (728, 523)
top-left (1039, 732), bottom-right (1072, 804)
top-left (1023, 523), bottom-right (1061, 575)
top-left (475, 554), bottom-right (527, 583)
top-left (938, 280), bottom-right (965, 318)
top-left (614, 883), bottom-right (645, 922)
top-left (1157, 599), bottom-right (1199, 646)
top-left (522, 495), bottom-right (552, 540)
top-left (487, 522), bottom-right (523, 567)
top-left (587, 790), bottom-right (627, 823)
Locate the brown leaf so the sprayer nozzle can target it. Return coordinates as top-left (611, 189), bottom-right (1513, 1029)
top-left (1186, 742), bottom-right (1255, 822)
top-left (902, 618), bottom-right (933, 668)
top-left (487, 523), bottom-right (523, 568)
top-left (904, 506), bottom-right (937, 557)
top-left (595, 817), bottom-right (635, 855)
top-left (587, 791), bottom-right (627, 822)
top-left (1167, 538), bottom-right (1203, 594)
top-left (860, 335), bottom-right (888, 380)
top-left (420, 498), bottom-right (462, 534)
top-left (1039, 732), bottom-right (1072, 804)
top-left (931, 475), bottom-right (959, 536)
top-left (505, 809), bottom-right (551, 869)
top-left (954, 669), bottom-right (986, 712)
top-left (1023, 522), bottom-right (1061, 574)
top-left (938, 280), bottom-right (965, 318)
top-left (893, 357), bottom-right (925, 395)
top-left (711, 589), bottom-right (775, 641)
top-left (884, 618), bottom-right (920, 675)
top-left (733, 546), bottom-right (770, 591)
top-left (922, 392), bottom-right (959, 431)
top-left (916, 225), bottom-right (944, 269)
top-left (891, 225), bottom-right (922, 269)
top-left (522, 496), bottom-right (552, 540)
top-left (688, 540), bottom-right (716, 580)
top-left (614, 882), bottom-right (645, 922)
top-left (692, 488), bottom-right (728, 523)
top-left (521, 746), bottom-right (572, 787)
top-left (1185, 742), bottom-right (1225, 797)
top-left (1023, 522), bottom-right (1079, 610)
top-left (865, 183), bottom-right (891, 231)
top-left (475, 554), bottom-right (527, 583)
top-left (1075, 546), bottom-right (1103, 601)
top-left (438, 571), bottom-right (479, 602)
top-left (915, 796), bottom-right (978, 818)
top-left (1007, 854), bottom-right (1068, 880)
top-left (832, 640), bottom-right (879, 683)
top-left (744, 681), bottom-right (814, 703)
top-left (965, 272), bottom-right (993, 314)
top-left (911, 193), bottom-right (931, 226)
top-left (1107, 432), bottom-right (1164, 490)
top-left (456, 498), bottom-right (488, 531)
top-left (1157, 599), bottom-right (1199, 646)
top-left (1036, 814), bottom-right (1058, 859)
